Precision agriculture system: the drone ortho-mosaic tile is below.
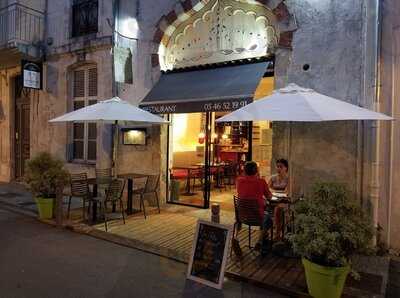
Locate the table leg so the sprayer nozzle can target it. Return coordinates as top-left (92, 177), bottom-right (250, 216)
top-left (182, 169), bottom-right (196, 196)
top-left (127, 178), bottom-right (133, 215)
top-left (92, 184), bottom-right (98, 222)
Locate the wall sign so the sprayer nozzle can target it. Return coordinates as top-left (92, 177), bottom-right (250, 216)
top-left (22, 60), bottom-right (43, 90)
top-left (187, 220), bottom-right (232, 289)
top-left (141, 98), bottom-right (252, 114)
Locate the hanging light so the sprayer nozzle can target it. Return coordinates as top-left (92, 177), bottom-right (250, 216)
top-left (198, 132), bottom-right (205, 144)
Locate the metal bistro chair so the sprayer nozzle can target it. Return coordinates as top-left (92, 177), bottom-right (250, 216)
top-left (95, 168), bottom-right (112, 183)
top-left (93, 179), bottom-right (126, 232)
top-left (67, 173), bottom-right (92, 220)
top-left (233, 195), bottom-right (265, 249)
top-left (133, 174), bottom-right (160, 219)
top-left (95, 168), bottom-right (112, 194)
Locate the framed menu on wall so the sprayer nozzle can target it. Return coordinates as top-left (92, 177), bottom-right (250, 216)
top-left (187, 220), bottom-right (232, 289)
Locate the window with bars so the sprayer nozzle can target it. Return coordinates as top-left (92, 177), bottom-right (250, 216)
top-left (72, 0), bottom-right (98, 37)
top-left (72, 67), bottom-right (98, 162)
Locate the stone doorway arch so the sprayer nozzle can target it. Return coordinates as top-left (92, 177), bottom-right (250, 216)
top-left (150, 0), bottom-right (297, 70)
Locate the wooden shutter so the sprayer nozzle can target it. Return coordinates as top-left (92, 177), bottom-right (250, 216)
top-left (88, 68), bottom-right (98, 97)
top-left (73, 69), bottom-right (85, 98)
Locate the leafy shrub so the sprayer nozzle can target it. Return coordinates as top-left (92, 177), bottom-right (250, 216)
top-left (288, 182), bottom-right (374, 268)
top-left (25, 152), bottom-right (69, 198)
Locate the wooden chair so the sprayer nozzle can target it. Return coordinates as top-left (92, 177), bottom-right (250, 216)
top-left (190, 167), bottom-right (204, 192)
top-left (133, 174), bottom-right (160, 219)
top-left (233, 195), bottom-right (264, 249)
top-left (223, 162), bottom-right (238, 188)
top-left (67, 173), bottom-right (92, 220)
top-left (93, 179), bottom-right (126, 232)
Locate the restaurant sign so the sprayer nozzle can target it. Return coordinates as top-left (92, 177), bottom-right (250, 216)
top-left (187, 220), bottom-right (232, 289)
top-left (140, 98), bottom-right (252, 114)
top-left (22, 60), bottom-right (43, 90)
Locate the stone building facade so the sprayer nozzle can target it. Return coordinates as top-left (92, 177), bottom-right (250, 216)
top-left (0, 0), bottom-right (399, 252)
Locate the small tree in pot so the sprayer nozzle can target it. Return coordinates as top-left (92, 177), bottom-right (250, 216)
top-left (25, 152), bottom-right (68, 219)
top-left (288, 182), bottom-right (374, 298)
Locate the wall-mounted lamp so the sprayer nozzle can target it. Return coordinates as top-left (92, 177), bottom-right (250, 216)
top-left (122, 128), bottom-right (147, 145)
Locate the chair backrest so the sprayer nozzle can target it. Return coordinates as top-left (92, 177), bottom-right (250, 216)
top-left (225, 163), bottom-right (238, 176)
top-left (95, 168), bottom-right (112, 184)
top-left (144, 174), bottom-right (159, 193)
top-left (70, 173), bottom-right (89, 197)
top-left (233, 195), bottom-right (262, 227)
top-left (106, 179), bottom-right (125, 202)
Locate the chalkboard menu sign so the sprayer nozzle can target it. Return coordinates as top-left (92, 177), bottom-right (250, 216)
top-left (187, 220), bottom-right (232, 289)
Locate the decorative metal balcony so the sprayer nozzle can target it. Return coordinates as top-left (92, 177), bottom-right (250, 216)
top-left (0, 3), bottom-right (44, 49)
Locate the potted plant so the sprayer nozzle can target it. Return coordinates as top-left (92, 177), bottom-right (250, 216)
top-left (288, 182), bottom-right (374, 298)
top-left (25, 152), bottom-right (68, 219)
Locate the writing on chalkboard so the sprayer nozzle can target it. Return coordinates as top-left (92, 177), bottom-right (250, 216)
top-left (187, 220), bottom-right (232, 289)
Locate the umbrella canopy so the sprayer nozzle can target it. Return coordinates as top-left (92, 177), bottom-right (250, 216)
top-left (49, 97), bottom-right (168, 124)
top-left (216, 84), bottom-right (393, 122)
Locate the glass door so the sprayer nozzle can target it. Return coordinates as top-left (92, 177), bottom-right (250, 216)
top-left (167, 112), bottom-right (211, 208)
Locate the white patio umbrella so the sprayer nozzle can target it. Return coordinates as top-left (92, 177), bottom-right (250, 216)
top-left (49, 97), bottom-right (168, 175)
top-left (50, 97), bottom-right (168, 124)
top-left (216, 83), bottom-right (393, 122)
top-left (216, 83), bottom-right (392, 203)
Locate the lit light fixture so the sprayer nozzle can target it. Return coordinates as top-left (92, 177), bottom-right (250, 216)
top-left (198, 132), bottom-right (205, 144)
top-left (212, 133), bottom-right (218, 139)
top-left (122, 129), bottom-right (146, 145)
top-left (222, 134), bottom-right (229, 140)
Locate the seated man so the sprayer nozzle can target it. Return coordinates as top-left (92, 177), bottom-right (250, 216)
top-left (236, 161), bottom-right (273, 248)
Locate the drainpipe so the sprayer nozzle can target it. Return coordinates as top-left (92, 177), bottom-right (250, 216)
top-left (111, 0), bottom-right (119, 176)
top-left (367, 0), bottom-right (382, 245)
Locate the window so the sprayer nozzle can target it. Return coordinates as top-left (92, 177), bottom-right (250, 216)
top-left (72, 0), bottom-right (98, 37)
top-left (72, 67), bottom-right (98, 162)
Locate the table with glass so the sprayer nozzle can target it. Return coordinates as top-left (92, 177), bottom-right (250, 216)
top-left (87, 173), bottom-right (149, 222)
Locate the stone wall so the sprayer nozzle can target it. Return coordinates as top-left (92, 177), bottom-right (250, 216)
top-left (115, 0), bottom-right (368, 202)
top-left (272, 0), bottom-right (365, 198)
top-left (36, 49), bottom-right (114, 177)
top-left (379, 0), bottom-right (400, 252)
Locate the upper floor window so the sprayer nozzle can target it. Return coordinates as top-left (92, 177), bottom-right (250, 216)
top-left (72, 66), bottom-right (98, 162)
top-left (72, 0), bottom-right (98, 37)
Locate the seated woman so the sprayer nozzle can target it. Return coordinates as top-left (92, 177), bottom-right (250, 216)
top-left (268, 158), bottom-right (289, 240)
top-left (236, 161), bottom-right (273, 248)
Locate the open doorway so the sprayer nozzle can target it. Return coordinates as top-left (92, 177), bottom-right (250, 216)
top-left (166, 75), bottom-right (274, 212)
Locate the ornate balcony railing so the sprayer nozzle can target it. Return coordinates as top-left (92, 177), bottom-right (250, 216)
top-left (0, 3), bottom-right (44, 49)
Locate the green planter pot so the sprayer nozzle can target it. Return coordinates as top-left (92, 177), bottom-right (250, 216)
top-left (35, 197), bottom-right (54, 219)
top-left (302, 258), bottom-right (350, 298)
top-left (170, 179), bottom-right (180, 201)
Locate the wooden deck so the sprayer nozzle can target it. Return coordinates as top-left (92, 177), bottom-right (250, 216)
top-left (87, 205), bottom-right (383, 297)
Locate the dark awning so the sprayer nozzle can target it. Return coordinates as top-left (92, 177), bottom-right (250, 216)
top-left (140, 62), bottom-right (268, 114)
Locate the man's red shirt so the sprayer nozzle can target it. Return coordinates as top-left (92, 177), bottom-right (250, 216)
top-left (236, 175), bottom-right (272, 219)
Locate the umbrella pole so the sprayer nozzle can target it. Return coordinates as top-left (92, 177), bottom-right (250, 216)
top-left (112, 120), bottom-right (119, 178)
top-left (288, 121), bottom-right (293, 196)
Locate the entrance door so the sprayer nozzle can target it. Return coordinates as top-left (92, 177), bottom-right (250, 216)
top-left (14, 76), bottom-right (30, 179)
top-left (167, 112), bottom-right (211, 208)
